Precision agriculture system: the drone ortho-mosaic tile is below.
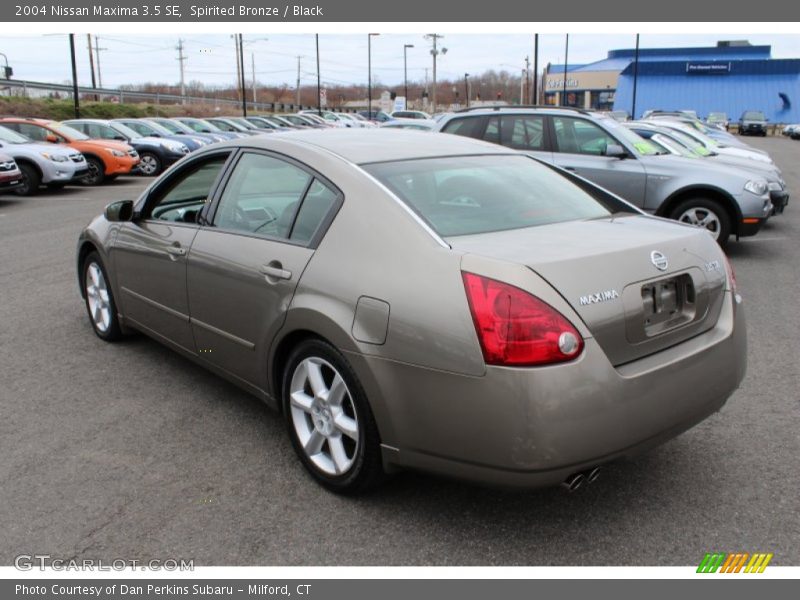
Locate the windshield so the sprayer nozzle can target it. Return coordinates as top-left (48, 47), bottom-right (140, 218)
top-left (744, 111), bottom-right (766, 120)
top-left (707, 113), bottom-right (726, 121)
top-left (364, 155), bottom-right (612, 237)
top-left (602, 118), bottom-right (661, 155)
top-left (185, 119), bottom-right (223, 133)
top-left (651, 134), bottom-right (696, 158)
top-left (230, 118), bottom-right (258, 130)
top-left (666, 129), bottom-right (713, 156)
top-left (51, 123), bottom-right (89, 140)
top-left (109, 122), bottom-right (142, 140)
top-left (0, 125), bottom-right (30, 144)
top-left (140, 120), bottom-right (176, 136)
top-left (154, 119), bottom-right (185, 134)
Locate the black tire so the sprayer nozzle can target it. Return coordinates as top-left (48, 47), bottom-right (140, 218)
top-left (282, 338), bottom-right (385, 494)
top-left (105, 174), bottom-right (119, 182)
top-left (81, 251), bottom-right (123, 342)
top-left (669, 198), bottom-right (731, 247)
top-left (81, 156), bottom-right (106, 186)
top-left (137, 152), bottom-right (162, 176)
top-left (14, 163), bottom-right (41, 196)
top-left (46, 182), bottom-right (66, 190)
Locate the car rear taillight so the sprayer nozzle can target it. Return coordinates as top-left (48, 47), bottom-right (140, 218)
top-left (462, 272), bottom-right (584, 367)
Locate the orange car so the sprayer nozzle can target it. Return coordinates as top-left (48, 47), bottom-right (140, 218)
top-left (0, 118), bottom-right (139, 186)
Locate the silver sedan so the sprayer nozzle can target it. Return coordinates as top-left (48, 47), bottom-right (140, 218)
top-left (77, 130), bottom-right (747, 493)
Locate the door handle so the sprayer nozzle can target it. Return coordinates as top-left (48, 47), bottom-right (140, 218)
top-left (165, 245), bottom-right (186, 257)
top-left (259, 264), bottom-right (292, 281)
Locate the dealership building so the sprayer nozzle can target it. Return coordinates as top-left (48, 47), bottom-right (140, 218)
top-left (543, 41), bottom-right (800, 123)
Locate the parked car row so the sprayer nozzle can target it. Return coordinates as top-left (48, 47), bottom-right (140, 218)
top-left (431, 105), bottom-right (788, 246)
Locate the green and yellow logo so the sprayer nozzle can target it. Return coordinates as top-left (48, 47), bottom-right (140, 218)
top-left (697, 552), bottom-right (773, 573)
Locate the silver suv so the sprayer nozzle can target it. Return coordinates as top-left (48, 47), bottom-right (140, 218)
top-left (0, 124), bottom-right (88, 195)
top-left (436, 106), bottom-right (773, 245)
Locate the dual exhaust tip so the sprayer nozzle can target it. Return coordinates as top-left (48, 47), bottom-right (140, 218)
top-left (562, 467), bottom-right (601, 492)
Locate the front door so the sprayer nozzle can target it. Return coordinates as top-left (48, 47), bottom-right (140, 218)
top-left (112, 154), bottom-right (231, 352)
top-left (549, 115), bottom-right (647, 207)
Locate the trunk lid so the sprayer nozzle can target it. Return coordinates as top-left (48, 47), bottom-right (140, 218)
top-left (448, 215), bottom-right (728, 366)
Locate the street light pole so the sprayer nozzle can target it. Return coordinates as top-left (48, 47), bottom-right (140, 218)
top-left (464, 73), bottom-right (470, 108)
top-left (562, 33), bottom-right (569, 106)
top-left (316, 34), bottom-right (321, 116)
top-left (403, 43), bottom-right (414, 110)
top-left (533, 34), bottom-right (539, 104)
top-left (238, 33), bottom-right (247, 116)
top-left (631, 33), bottom-right (640, 119)
top-left (368, 33), bottom-right (379, 118)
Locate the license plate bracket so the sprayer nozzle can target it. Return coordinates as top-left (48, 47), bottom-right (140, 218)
top-left (641, 273), bottom-right (696, 336)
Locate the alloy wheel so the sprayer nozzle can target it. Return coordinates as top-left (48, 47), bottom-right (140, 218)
top-left (85, 262), bottom-right (112, 332)
top-left (676, 207), bottom-right (722, 240)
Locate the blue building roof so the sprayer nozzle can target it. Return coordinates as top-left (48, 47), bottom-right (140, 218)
top-left (547, 64), bottom-right (587, 73)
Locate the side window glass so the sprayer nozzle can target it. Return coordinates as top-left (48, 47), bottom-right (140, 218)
top-left (290, 179), bottom-right (339, 244)
top-left (501, 116), bottom-right (545, 151)
top-left (553, 117), bottom-right (616, 156)
top-left (441, 117), bottom-right (484, 139)
top-left (147, 156), bottom-right (229, 223)
top-left (482, 117), bottom-right (500, 144)
top-left (17, 124), bottom-right (47, 142)
top-left (214, 153), bottom-right (312, 239)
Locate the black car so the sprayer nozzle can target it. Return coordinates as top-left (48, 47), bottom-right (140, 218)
top-left (739, 111), bottom-right (768, 136)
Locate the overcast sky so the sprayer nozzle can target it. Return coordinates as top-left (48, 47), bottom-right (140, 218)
top-left (1, 33), bottom-right (798, 89)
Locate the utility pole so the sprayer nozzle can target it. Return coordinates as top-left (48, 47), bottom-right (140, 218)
top-left (251, 52), bottom-right (256, 104)
top-left (296, 55), bottom-right (302, 107)
top-left (238, 34), bottom-right (247, 116)
top-left (86, 34), bottom-right (97, 91)
top-left (316, 34), bottom-right (321, 116)
top-left (562, 34), bottom-right (569, 106)
top-left (68, 34), bottom-right (80, 118)
top-left (533, 34), bottom-right (539, 104)
top-left (520, 70), bottom-right (525, 105)
top-left (464, 73), bottom-right (470, 108)
top-left (233, 34), bottom-right (242, 102)
top-left (524, 56), bottom-right (530, 104)
top-left (425, 34), bottom-right (446, 114)
top-left (94, 37), bottom-right (107, 88)
top-left (176, 38), bottom-right (187, 103)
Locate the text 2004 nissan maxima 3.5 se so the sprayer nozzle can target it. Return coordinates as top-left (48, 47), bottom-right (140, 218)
top-left (77, 130), bottom-right (746, 494)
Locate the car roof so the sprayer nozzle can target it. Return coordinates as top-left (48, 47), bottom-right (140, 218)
top-left (226, 128), bottom-right (516, 164)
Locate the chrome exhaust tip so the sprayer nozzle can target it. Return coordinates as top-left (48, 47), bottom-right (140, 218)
top-left (562, 472), bottom-right (585, 492)
top-left (585, 467), bottom-right (601, 484)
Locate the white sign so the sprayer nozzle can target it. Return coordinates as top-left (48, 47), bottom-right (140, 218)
top-left (394, 96), bottom-right (406, 112)
top-left (320, 88), bottom-right (327, 107)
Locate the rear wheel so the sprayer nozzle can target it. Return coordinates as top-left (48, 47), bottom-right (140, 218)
top-left (282, 338), bottom-right (384, 494)
top-left (14, 163), bottom-right (40, 196)
top-left (670, 198), bottom-right (731, 247)
top-left (81, 156), bottom-right (106, 186)
top-left (81, 251), bottom-right (123, 341)
top-left (137, 152), bottom-right (162, 176)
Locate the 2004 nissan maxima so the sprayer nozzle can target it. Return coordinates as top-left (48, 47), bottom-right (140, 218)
top-left (77, 130), bottom-right (747, 494)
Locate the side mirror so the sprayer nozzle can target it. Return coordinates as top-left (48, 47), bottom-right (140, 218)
top-left (105, 199), bottom-right (134, 222)
top-left (45, 133), bottom-right (59, 143)
top-left (605, 143), bottom-right (627, 159)
top-left (150, 133), bottom-right (161, 137)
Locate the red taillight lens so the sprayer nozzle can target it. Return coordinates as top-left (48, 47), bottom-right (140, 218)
top-left (462, 272), bottom-right (584, 366)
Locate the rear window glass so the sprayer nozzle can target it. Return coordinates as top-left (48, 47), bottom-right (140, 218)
top-left (441, 116), bottom-right (485, 139)
top-left (364, 155), bottom-right (611, 237)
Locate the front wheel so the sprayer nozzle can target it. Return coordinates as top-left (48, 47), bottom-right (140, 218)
top-left (282, 339), bottom-right (384, 494)
top-left (137, 152), bottom-right (162, 176)
top-left (14, 163), bottom-right (40, 196)
top-left (670, 198), bottom-right (731, 247)
top-left (81, 251), bottom-right (123, 341)
top-left (81, 156), bottom-right (106, 186)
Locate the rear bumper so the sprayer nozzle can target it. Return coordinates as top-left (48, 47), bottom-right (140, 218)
top-left (352, 292), bottom-right (746, 489)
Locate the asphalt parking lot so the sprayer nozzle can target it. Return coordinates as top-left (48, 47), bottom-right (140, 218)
top-left (1, 136), bottom-right (798, 567)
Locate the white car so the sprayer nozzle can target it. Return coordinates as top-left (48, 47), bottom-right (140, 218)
top-left (655, 120), bottom-right (774, 165)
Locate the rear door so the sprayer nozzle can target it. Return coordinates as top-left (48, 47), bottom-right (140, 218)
top-left (186, 150), bottom-right (342, 389)
top-left (549, 115), bottom-right (647, 207)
